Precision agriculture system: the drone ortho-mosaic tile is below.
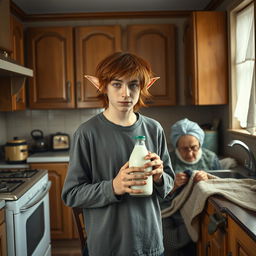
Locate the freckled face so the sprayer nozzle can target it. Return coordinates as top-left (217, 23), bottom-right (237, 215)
top-left (106, 77), bottom-right (140, 112)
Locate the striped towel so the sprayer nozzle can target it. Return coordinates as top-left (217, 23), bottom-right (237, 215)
top-left (161, 171), bottom-right (256, 242)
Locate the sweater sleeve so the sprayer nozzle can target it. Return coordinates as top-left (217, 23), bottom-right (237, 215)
top-left (62, 130), bottom-right (122, 209)
top-left (153, 129), bottom-right (175, 198)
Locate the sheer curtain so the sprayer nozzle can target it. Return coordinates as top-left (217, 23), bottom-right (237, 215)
top-left (234, 3), bottom-right (256, 134)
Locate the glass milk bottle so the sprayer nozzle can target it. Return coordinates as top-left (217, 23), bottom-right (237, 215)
top-left (129, 136), bottom-right (153, 196)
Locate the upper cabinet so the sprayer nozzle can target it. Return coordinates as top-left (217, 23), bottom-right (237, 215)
top-left (27, 27), bottom-right (75, 109)
top-left (27, 25), bottom-right (122, 109)
top-left (75, 26), bottom-right (121, 108)
top-left (0, 0), bottom-right (11, 53)
top-left (184, 12), bottom-right (228, 105)
top-left (0, 15), bottom-right (26, 111)
top-left (127, 24), bottom-right (176, 106)
top-left (26, 23), bottom-right (177, 109)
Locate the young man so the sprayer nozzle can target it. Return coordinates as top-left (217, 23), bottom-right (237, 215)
top-left (62, 52), bottom-right (174, 256)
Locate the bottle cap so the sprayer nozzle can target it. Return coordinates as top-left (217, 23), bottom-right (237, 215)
top-left (133, 135), bottom-right (146, 139)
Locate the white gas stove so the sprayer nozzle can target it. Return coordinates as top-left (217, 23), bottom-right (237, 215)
top-left (0, 168), bottom-right (51, 256)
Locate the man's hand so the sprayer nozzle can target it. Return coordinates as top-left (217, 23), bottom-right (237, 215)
top-left (144, 152), bottom-right (164, 185)
top-left (112, 162), bottom-right (148, 195)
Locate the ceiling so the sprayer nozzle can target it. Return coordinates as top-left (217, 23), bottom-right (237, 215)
top-left (12, 0), bottom-right (213, 14)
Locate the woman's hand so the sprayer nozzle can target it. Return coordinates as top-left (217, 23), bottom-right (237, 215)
top-left (112, 162), bottom-right (148, 195)
top-left (144, 152), bottom-right (164, 185)
top-left (174, 172), bottom-right (189, 188)
top-left (193, 170), bottom-right (208, 183)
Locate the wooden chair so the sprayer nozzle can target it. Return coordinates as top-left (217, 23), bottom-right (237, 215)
top-left (72, 207), bottom-right (87, 255)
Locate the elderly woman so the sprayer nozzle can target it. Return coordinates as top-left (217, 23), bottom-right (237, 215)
top-left (161, 118), bottom-right (221, 256)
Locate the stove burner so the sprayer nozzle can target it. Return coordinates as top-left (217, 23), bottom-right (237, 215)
top-left (0, 169), bottom-right (38, 178)
top-left (0, 180), bottom-right (25, 192)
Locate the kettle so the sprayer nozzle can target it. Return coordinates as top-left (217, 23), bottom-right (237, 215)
top-left (31, 129), bottom-right (48, 152)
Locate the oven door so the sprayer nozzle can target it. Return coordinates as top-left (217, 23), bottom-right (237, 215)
top-left (7, 181), bottom-right (51, 256)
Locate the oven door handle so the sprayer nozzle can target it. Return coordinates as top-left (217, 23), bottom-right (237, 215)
top-left (20, 181), bottom-right (52, 212)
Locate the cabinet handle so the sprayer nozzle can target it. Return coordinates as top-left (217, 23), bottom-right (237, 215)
top-left (208, 213), bottom-right (226, 235)
top-left (77, 81), bottom-right (81, 102)
top-left (67, 81), bottom-right (71, 102)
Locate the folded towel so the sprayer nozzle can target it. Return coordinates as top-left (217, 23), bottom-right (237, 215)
top-left (161, 172), bottom-right (256, 242)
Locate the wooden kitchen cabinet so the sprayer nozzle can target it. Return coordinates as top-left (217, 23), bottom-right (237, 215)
top-left (0, 15), bottom-right (26, 112)
top-left (75, 25), bottom-right (122, 108)
top-left (27, 25), bottom-right (121, 109)
top-left (0, 0), bottom-right (11, 53)
top-left (27, 27), bottom-right (75, 109)
top-left (127, 24), bottom-right (176, 106)
top-left (0, 208), bottom-right (7, 256)
top-left (198, 198), bottom-right (256, 256)
top-left (198, 200), bottom-right (228, 256)
top-left (228, 216), bottom-right (256, 256)
top-left (184, 12), bottom-right (228, 105)
top-left (30, 162), bottom-right (74, 239)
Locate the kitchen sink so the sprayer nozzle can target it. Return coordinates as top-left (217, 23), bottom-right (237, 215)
top-left (208, 170), bottom-right (247, 179)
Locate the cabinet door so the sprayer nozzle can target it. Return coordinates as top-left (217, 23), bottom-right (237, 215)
top-left (30, 163), bottom-right (73, 240)
top-left (11, 15), bottom-right (24, 65)
top-left (184, 12), bottom-right (228, 105)
top-left (127, 24), bottom-right (176, 106)
top-left (0, 16), bottom-right (26, 112)
top-left (27, 27), bottom-right (75, 109)
top-left (0, 0), bottom-right (11, 53)
top-left (198, 201), bottom-right (227, 256)
top-left (228, 217), bottom-right (256, 256)
top-left (11, 15), bottom-right (26, 111)
top-left (75, 25), bottom-right (122, 108)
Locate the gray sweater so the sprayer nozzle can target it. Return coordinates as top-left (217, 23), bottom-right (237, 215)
top-left (62, 112), bottom-right (174, 256)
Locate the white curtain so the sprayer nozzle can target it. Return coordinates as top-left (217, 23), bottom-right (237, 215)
top-left (234, 3), bottom-right (256, 134)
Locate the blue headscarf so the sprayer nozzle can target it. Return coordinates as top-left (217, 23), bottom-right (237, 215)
top-left (170, 118), bottom-right (205, 147)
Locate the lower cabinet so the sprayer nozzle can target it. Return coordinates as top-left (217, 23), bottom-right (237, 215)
top-left (198, 200), bottom-right (227, 256)
top-left (30, 162), bottom-right (77, 240)
top-left (228, 217), bottom-right (256, 256)
top-left (198, 200), bottom-right (256, 256)
top-left (0, 208), bottom-right (7, 256)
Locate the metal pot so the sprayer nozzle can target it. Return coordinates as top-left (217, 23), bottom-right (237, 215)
top-left (5, 137), bottom-right (28, 163)
top-left (31, 129), bottom-right (48, 152)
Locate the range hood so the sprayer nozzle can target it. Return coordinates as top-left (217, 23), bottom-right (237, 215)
top-left (0, 58), bottom-right (33, 77)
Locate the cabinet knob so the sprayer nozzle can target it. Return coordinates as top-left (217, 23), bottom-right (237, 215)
top-left (208, 213), bottom-right (226, 235)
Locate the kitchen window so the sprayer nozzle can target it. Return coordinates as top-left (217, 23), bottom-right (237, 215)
top-left (229, 0), bottom-right (255, 135)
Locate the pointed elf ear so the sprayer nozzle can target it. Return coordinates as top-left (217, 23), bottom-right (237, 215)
top-left (147, 77), bottom-right (160, 89)
top-left (84, 75), bottom-right (100, 90)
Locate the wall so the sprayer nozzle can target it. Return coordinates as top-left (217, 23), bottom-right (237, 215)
top-left (2, 105), bottom-right (227, 153)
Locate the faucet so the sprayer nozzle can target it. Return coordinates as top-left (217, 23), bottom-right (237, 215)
top-left (228, 140), bottom-right (256, 176)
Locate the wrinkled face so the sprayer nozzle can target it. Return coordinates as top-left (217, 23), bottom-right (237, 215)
top-left (177, 135), bottom-right (200, 162)
top-left (106, 76), bottom-right (141, 112)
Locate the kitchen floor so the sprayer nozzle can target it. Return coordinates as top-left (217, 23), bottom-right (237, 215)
top-left (52, 239), bottom-right (81, 256)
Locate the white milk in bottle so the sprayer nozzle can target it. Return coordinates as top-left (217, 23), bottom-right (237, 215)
top-left (129, 136), bottom-right (153, 196)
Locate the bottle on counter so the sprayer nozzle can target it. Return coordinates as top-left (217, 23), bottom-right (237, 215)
top-left (129, 135), bottom-right (153, 196)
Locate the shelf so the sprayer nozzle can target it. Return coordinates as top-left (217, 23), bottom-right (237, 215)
top-left (0, 59), bottom-right (33, 77)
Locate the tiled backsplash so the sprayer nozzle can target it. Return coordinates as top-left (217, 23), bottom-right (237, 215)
top-left (0, 105), bottom-right (227, 151)
top-left (2, 109), bottom-right (103, 145)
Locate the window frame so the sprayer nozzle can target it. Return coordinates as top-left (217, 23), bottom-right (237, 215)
top-left (228, 0), bottom-right (256, 137)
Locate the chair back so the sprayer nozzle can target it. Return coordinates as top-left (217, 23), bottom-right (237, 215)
top-left (72, 207), bottom-right (87, 255)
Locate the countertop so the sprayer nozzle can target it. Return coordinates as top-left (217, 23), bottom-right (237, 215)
top-left (209, 196), bottom-right (256, 241)
top-left (26, 151), bottom-right (69, 163)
